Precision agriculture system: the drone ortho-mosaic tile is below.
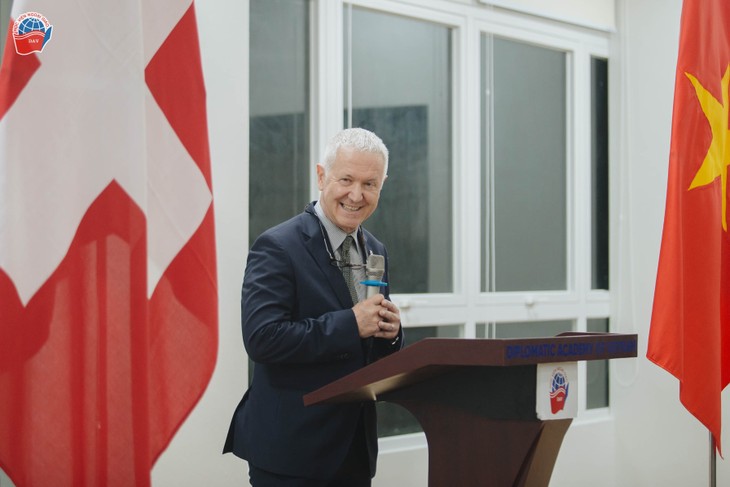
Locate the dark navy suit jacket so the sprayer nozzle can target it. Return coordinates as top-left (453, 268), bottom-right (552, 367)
top-left (224, 203), bottom-right (403, 480)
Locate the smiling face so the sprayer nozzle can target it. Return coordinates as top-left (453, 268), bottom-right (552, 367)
top-left (317, 147), bottom-right (387, 234)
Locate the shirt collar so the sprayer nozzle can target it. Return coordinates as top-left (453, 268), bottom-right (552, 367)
top-left (314, 200), bottom-right (360, 254)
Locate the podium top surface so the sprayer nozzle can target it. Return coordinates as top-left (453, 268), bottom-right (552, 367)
top-left (303, 332), bottom-right (637, 406)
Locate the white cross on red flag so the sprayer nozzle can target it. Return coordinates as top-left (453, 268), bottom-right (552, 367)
top-left (0, 1), bottom-right (218, 485)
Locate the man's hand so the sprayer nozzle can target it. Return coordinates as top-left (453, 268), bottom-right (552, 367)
top-left (353, 294), bottom-right (401, 339)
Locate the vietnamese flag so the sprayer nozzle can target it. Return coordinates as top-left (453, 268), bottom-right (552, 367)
top-left (0, 1), bottom-right (217, 486)
top-left (647, 0), bottom-right (730, 453)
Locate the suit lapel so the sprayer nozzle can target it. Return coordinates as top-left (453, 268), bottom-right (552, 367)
top-left (301, 209), bottom-right (354, 309)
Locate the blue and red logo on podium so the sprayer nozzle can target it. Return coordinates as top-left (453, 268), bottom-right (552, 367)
top-left (549, 367), bottom-right (570, 414)
top-left (12, 12), bottom-right (53, 55)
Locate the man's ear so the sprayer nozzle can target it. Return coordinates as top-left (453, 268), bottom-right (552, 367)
top-left (316, 164), bottom-right (325, 190)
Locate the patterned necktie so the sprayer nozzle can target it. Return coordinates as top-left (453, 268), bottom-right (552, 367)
top-left (341, 235), bottom-right (359, 305)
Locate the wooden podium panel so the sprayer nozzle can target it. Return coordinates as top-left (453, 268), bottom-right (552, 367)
top-left (304, 333), bottom-right (637, 486)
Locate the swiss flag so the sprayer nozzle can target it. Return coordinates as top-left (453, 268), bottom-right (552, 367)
top-left (0, 1), bottom-right (218, 486)
top-left (647, 0), bottom-right (730, 454)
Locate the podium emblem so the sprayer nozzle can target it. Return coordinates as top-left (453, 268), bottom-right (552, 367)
top-left (549, 367), bottom-right (570, 414)
top-left (536, 361), bottom-right (577, 419)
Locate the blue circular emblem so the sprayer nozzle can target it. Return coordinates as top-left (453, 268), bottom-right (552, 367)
top-left (18, 17), bottom-right (46, 35)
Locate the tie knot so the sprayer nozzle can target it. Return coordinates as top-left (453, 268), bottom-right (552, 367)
top-left (342, 235), bottom-right (354, 253)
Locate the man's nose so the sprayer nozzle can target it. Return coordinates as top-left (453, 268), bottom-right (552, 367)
top-left (348, 184), bottom-right (364, 201)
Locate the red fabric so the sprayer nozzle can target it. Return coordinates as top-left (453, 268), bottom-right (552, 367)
top-left (146, 6), bottom-right (211, 181)
top-left (647, 0), bottom-right (730, 454)
top-left (0, 3), bottom-right (217, 486)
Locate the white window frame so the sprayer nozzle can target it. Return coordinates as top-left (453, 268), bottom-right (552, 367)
top-left (307, 0), bottom-right (613, 454)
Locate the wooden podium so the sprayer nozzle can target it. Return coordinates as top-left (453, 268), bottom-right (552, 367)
top-left (304, 332), bottom-right (638, 487)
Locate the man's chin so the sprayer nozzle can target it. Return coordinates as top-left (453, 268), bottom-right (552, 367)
top-left (334, 216), bottom-right (361, 233)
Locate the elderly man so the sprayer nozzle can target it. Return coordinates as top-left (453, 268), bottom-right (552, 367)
top-left (224, 128), bottom-right (403, 486)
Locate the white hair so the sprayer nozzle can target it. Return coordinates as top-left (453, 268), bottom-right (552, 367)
top-left (322, 128), bottom-right (389, 176)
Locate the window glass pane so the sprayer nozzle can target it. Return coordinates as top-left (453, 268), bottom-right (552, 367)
top-left (591, 57), bottom-right (609, 290)
top-left (476, 322), bottom-right (489, 338)
top-left (482, 35), bottom-right (567, 292)
top-left (346, 8), bottom-right (453, 294)
top-left (377, 325), bottom-right (462, 437)
top-left (493, 320), bottom-right (573, 339)
top-left (587, 318), bottom-right (609, 408)
top-left (0, 0), bottom-right (11, 59)
top-left (249, 0), bottom-right (310, 247)
top-left (248, 0), bottom-right (310, 383)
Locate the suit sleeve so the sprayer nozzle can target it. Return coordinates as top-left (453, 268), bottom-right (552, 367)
top-left (241, 230), bottom-right (362, 365)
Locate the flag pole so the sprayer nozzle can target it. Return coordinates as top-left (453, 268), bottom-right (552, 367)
top-left (710, 433), bottom-right (716, 487)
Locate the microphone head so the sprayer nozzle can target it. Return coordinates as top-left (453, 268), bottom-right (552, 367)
top-left (366, 254), bottom-right (385, 281)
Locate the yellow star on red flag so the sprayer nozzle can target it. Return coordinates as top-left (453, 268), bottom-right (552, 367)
top-left (686, 65), bottom-right (730, 231)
